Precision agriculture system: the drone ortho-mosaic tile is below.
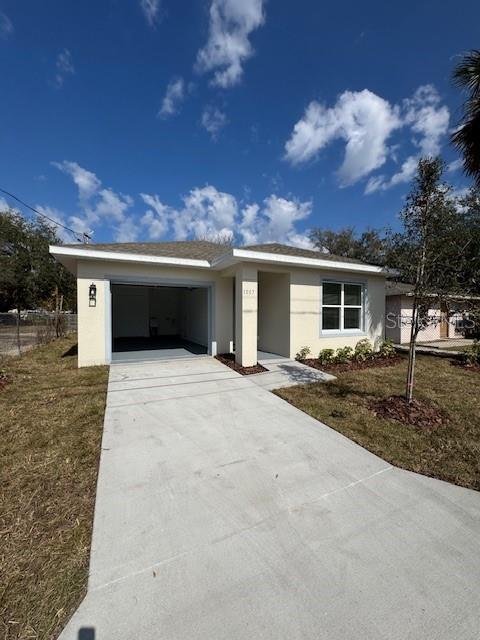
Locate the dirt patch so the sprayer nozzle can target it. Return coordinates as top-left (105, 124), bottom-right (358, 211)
top-left (0, 371), bottom-right (10, 389)
top-left (301, 355), bottom-right (403, 374)
top-left (216, 353), bottom-right (267, 375)
top-left (369, 395), bottom-right (449, 430)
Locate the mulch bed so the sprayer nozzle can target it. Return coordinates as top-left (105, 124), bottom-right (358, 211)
top-left (301, 355), bottom-right (403, 374)
top-left (215, 353), bottom-right (267, 375)
top-left (369, 395), bottom-right (449, 430)
top-left (450, 360), bottom-right (480, 373)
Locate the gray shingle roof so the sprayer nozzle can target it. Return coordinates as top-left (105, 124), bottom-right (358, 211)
top-left (242, 242), bottom-right (366, 265)
top-left (62, 240), bottom-right (230, 262)
top-left (385, 281), bottom-right (414, 296)
top-left (61, 240), bottom-right (374, 267)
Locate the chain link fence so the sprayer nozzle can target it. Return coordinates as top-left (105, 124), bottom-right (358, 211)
top-left (0, 312), bottom-right (77, 356)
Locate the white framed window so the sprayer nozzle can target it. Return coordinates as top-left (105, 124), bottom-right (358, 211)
top-left (321, 281), bottom-right (364, 333)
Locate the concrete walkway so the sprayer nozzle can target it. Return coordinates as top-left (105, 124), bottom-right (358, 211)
top-left (60, 357), bottom-right (480, 640)
top-left (253, 351), bottom-right (335, 390)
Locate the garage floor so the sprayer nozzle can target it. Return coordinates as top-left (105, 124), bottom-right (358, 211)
top-left (112, 336), bottom-right (208, 362)
top-left (60, 357), bottom-right (480, 640)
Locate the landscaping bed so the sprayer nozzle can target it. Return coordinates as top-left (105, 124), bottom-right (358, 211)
top-left (0, 336), bottom-right (108, 640)
top-left (215, 352), bottom-right (267, 375)
top-left (369, 395), bottom-right (449, 430)
top-left (276, 355), bottom-right (480, 490)
top-left (301, 354), bottom-right (403, 374)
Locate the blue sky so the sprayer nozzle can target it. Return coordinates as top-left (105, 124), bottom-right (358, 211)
top-left (0, 0), bottom-right (477, 246)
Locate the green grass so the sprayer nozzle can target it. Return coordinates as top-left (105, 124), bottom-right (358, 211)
top-left (0, 336), bottom-right (108, 640)
top-left (276, 356), bottom-right (480, 490)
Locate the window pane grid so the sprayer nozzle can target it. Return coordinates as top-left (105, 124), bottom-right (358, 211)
top-left (322, 282), bottom-right (363, 332)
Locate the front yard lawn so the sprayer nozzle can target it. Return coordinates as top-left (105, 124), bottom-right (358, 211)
top-left (0, 336), bottom-right (108, 640)
top-left (276, 355), bottom-right (480, 491)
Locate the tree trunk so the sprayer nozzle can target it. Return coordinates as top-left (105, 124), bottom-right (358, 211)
top-left (16, 307), bottom-right (21, 356)
top-left (54, 286), bottom-right (60, 338)
top-left (405, 297), bottom-right (419, 404)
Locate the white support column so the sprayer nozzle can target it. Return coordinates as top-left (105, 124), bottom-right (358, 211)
top-left (235, 265), bottom-right (258, 367)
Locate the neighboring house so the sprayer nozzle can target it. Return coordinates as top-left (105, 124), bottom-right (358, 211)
top-left (385, 281), bottom-right (471, 344)
top-left (50, 241), bottom-right (388, 367)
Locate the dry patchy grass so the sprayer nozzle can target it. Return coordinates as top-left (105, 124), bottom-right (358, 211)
top-left (0, 336), bottom-right (108, 640)
top-left (277, 356), bottom-right (480, 490)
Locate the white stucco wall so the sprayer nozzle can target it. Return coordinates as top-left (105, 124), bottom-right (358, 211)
top-left (289, 268), bottom-right (386, 358)
top-left (258, 271), bottom-right (290, 357)
top-left (77, 260), bottom-right (233, 367)
top-left (75, 257), bottom-right (386, 367)
top-left (385, 295), bottom-right (402, 343)
top-left (388, 296), bottom-right (448, 344)
top-left (235, 265), bottom-right (258, 367)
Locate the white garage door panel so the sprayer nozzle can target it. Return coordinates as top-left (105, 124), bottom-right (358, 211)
top-left (113, 286), bottom-right (149, 338)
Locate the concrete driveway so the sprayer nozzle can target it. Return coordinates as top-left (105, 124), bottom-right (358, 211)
top-left (61, 357), bottom-right (480, 640)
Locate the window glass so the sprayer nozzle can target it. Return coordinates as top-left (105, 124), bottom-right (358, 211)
top-left (322, 307), bottom-right (340, 330)
top-left (344, 307), bottom-right (361, 329)
top-left (344, 284), bottom-right (361, 306)
top-left (323, 282), bottom-right (341, 305)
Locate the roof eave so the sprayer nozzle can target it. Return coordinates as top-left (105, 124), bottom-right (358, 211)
top-left (212, 248), bottom-right (388, 275)
top-left (49, 245), bottom-right (213, 270)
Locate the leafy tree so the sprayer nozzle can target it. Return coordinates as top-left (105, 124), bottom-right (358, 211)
top-left (451, 49), bottom-right (480, 186)
top-left (0, 208), bottom-right (76, 351)
top-left (389, 158), bottom-right (476, 403)
top-left (456, 186), bottom-right (480, 294)
top-left (310, 226), bottom-right (388, 266)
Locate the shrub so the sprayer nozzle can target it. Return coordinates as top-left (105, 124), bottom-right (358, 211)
top-left (295, 346), bottom-right (311, 361)
top-left (354, 339), bottom-right (374, 362)
top-left (378, 338), bottom-right (396, 359)
top-left (461, 340), bottom-right (480, 365)
top-left (334, 346), bottom-right (354, 363)
top-left (318, 348), bottom-right (335, 364)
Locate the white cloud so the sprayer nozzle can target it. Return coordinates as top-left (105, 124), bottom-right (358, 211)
top-left (54, 49), bottom-right (75, 88)
top-left (52, 161), bottom-right (135, 241)
top-left (196, 0), bottom-right (265, 88)
top-left (140, 0), bottom-right (162, 27)
top-left (201, 105), bottom-right (228, 140)
top-left (447, 158), bottom-right (463, 173)
top-left (173, 185), bottom-right (238, 240)
top-left (115, 217), bottom-right (139, 242)
top-left (34, 205), bottom-right (73, 242)
top-left (364, 86), bottom-right (450, 194)
top-left (50, 162), bottom-right (312, 247)
top-left (52, 161), bottom-right (101, 202)
top-left (285, 90), bottom-right (402, 186)
top-left (0, 11), bottom-right (13, 38)
top-left (140, 186), bottom-right (312, 247)
top-left (140, 194), bottom-right (171, 239)
top-left (403, 85), bottom-right (449, 156)
top-left (285, 84), bottom-right (451, 192)
top-left (239, 195), bottom-right (312, 246)
top-left (95, 189), bottom-right (133, 222)
top-left (0, 196), bottom-right (11, 210)
top-left (365, 155), bottom-right (418, 194)
top-left (158, 77), bottom-right (185, 118)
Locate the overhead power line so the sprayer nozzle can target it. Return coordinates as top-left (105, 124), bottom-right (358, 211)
top-left (0, 187), bottom-right (91, 243)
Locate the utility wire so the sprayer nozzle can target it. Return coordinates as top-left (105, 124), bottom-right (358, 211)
top-left (0, 187), bottom-right (91, 243)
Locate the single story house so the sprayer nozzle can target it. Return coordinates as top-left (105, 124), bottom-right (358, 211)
top-left (385, 281), bottom-right (472, 344)
top-left (50, 241), bottom-right (388, 368)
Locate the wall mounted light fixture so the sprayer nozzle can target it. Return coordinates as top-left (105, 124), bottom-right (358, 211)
top-left (89, 283), bottom-right (97, 307)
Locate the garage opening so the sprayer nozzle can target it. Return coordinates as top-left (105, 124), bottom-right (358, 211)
top-left (111, 283), bottom-right (209, 361)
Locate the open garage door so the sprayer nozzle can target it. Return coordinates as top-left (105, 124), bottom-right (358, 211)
top-left (111, 283), bottom-right (210, 362)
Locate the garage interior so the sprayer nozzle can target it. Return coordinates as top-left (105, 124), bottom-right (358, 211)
top-left (111, 283), bottom-right (209, 360)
